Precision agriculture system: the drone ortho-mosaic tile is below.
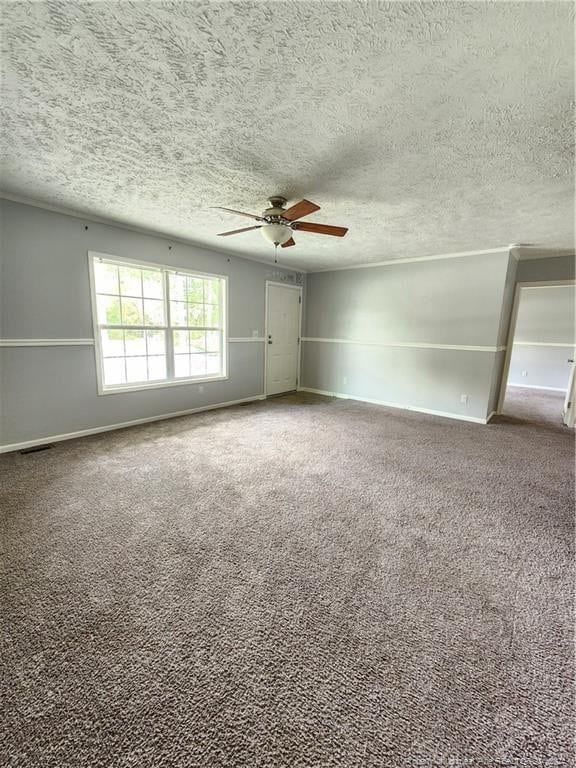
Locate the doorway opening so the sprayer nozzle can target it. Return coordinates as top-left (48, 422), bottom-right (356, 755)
top-left (498, 281), bottom-right (575, 427)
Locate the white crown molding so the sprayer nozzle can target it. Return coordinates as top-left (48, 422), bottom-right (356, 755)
top-left (519, 281), bottom-right (576, 289)
top-left (504, 245), bottom-right (573, 262)
top-left (513, 341), bottom-right (575, 348)
top-left (301, 337), bottom-right (505, 353)
top-left (0, 193), bottom-right (512, 275)
top-left (306, 246), bottom-right (575, 273)
top-left (0, 394), bottom-right (266, 453)
top-left (0, 192), bottom-right (306, 274)
top-left (2, 192), bottom-right (570, 278)
top-left (514, 249), bottom-right (576, 262)
top-left (297, 387), bottom-right (491, 424)
top-left (307, 246), bottom-right (512, 273)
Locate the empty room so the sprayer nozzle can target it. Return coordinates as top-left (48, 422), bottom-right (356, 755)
top-left (1, 2), bottom-right (574, 766)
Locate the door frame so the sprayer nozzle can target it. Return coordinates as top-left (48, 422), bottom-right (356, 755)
top-left (264, 280), bottom-right (303, 397)
top-left (564, 363), bottom-right (576, 427)
top-left (496, 279), bottom-right (576, 414)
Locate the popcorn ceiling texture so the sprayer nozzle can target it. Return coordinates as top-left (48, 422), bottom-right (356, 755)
top-left (1, 1), bottom-right (574, 270)
top-left (0, 388), bottom-right (574, 766)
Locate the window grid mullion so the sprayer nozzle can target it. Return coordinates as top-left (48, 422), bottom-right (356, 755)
top-left (141, 270), bottom-right (147, 380)
top-left (144, 323), bottom-right (150, 381)
top-left (123, 327), bottom-right (128, 383)
top-left (164, 269), bottom-right (175, 379)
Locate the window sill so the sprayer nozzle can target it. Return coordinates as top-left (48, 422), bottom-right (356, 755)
top-left (98, 374), bottom-right (229, 396)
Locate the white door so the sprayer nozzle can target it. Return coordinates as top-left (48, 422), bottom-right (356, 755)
top-left (563, 355), bottom-right (575, 427)
top-left (266, 283), bottom-right (301, 396)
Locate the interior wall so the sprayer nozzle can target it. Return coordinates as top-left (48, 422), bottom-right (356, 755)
top-left (301, 251), bottom-right (514, 422)
top-left (0, 199), bottom-right (302, 448)
top-left (507, 285), bottom-right (575, 391)
top-left (515, 254), bottom-right (575, 283)
top-left (486, 254), bottom-right (518, 414)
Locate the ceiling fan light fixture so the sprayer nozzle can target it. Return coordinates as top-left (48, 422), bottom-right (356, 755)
top-left (261, 223), bottom-right (292, 245)
top-left (215, 197), bottom-right (348, 249)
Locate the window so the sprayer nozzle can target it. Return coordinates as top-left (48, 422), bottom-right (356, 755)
top-left (90, 253), bottom-right (227, 393)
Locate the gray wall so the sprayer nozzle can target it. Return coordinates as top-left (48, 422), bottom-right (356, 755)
top-left (508, 345), bottom-right (573, 391)
top-left (507, 285), bottom-right (575, 391)
top-left (0, 199), bottom-right (302, 447)
top-left (301, 251), bottom-right (513, 421)
top-left (512, 285), bottom-right (574, 344)
top-left (486, 254), bottom-right (518, 414)
top-left (515, 254), bottom-right (575, 283)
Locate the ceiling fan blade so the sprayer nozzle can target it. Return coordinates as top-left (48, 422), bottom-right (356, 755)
top-left (292, 221), bottom-right (348, 237)
top-left (217, 225), bottom-right (262, 236)
top-left (281, 237), bottom-right (296, 248)
top-left (212, 206), bottom-right (264, 221)
top-left (282, 199), bottom-right (321, 221)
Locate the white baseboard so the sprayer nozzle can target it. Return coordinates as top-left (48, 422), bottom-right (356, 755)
top-left (507, 383), bottom-right (567, 392)
top-left (0, 395), bottom-right (266, 454)
top-left (297, 387), bottom-right (490, 424)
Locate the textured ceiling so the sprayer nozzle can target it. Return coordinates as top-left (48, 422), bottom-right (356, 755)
top-left (1, 1), bottom-right (574, 271)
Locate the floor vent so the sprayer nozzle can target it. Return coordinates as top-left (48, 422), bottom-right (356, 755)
top-left (20, 444), bottom-right (54, 455)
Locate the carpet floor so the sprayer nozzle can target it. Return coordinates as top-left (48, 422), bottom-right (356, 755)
top-left (1, 388), bottom-right (574, 767)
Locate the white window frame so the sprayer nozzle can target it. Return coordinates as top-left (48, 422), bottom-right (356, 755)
top-left (88, 251), bottom-right (228, 395)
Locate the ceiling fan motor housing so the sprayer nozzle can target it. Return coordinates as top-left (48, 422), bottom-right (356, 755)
top-left (263, 197), bottom-right (289, 221)
top-left (267, 196), bottom-right (287, 210)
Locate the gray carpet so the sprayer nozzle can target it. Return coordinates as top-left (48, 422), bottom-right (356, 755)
top-left (1, 388), bottom-right (574, 767)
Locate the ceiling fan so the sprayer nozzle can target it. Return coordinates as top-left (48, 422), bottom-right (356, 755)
top-left (213, 196), bottom-right (348, 251)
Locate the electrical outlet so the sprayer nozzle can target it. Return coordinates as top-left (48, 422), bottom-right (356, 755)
top-left (343, 376), bottom-right (348, 385)
top-left (460, 394), bottom-right (468, 404)
top-left (522, 370), bottom-right (528, 377)
top-left (252, 329), bottom-right (259, 338)
top-left (198, 385), bottom-right (204, 393)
